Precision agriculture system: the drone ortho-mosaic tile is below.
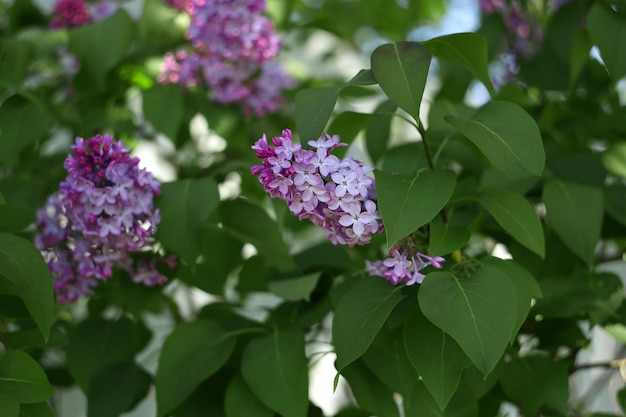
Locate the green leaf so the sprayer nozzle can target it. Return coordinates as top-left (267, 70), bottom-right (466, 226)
top-left (0, 393), bottom-right (18, 417)
top-left (69, 10), bottom-right (134, 90)
top-left (0, 234), bottom-right (53, 341)
top-left (588, 4), bottom-right (626, 80)
top-left (219, 199), bottom-right (296, 272)
top-left (602, 141), bottom-right (626, 178)
top-left (143, 83), bottom-right (184, 141)
top-left (0, 96), bottom-right (49, 168)
top-left (87, 362), bottom-right (151, 417)
top-left (445, 101), bottom-right (545, 179)
top-left (422, 33), bottom-right (495, 97)
top-left (542, 180), bottom-right (603, 265)
top-left (342, 361), bottom-right (401, 417)
top-left (361, 327), bottom-right (419, 398)
top-left (371, 41), bottom-right (432, 122)
top-left (156, 177), bottom-right (220, 263)
top-left (225, 375), bottom-right (274, 417)
top-left (333, 276), bottom-right (406, 371)
top-left (0, 40), bottom-right (35, 87)
top-left (480, 257), bottom-right (540, 341)
top-left (295, 87), bottom-right (340, 141)
top-left (0, 350), bottom-right (53, 403)
top-left (366, 101), bottom-right (397, 164)
top-left (156, 320), bottom-right (236, 417)
top-left (268, 272), bottom-right (321, 302)
top-left (0, 204), bottom-right (35, 233)
top-left (241, 327), bottom-right (308, 417)
top-left (476, 188), bottom-right (545, 257)
top-left (327, 111), bottom-right (373, 156)
top-left (605, 183), bottom-right (626, 226)
top-left (428, 222), bottom-right (471, 256)
top-left (499, 356), bottom-right (569, 416)
top-left (376, 169), bottom-right (456, 249)
top-left (403, 308), bottom-right (471, 410)
top-left (418, 268), bottom-right (517, 375)
top-left (65, 317), bottom-right (143, 392)
top-left (138, 0), bottom-right (188, 46)
top-left (18, 402), bottom-right (55, 417)
top-left (403, 382), bottom-right (478, 417)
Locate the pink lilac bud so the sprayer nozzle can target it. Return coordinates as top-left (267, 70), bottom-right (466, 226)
top-left (366, 245), bottom-right (445, 286)
top-left (35, 134), bottom-right (169, 303)
top-left (50, 0), bottom-right (92, 29)
top-left (159, 0), bottom-right (293, 117)
top-left (251, 130), bottom-right (384, 247)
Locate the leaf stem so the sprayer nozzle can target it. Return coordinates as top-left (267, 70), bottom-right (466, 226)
top-left (417, 118), bottom-right (449, 224)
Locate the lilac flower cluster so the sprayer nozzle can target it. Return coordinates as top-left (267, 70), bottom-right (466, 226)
top-left (49, 0), bottom-right (118, 29)
top-left (480, 0), bottom-right (569, 86)
top-left (35, 134), bottom-right (170, 303)
top-left (160, 0), bottom-right (293, 117)
top-left (366, 246), bottom-right (445, 286)
top-left (50, 0), bottom-right (91, 29)
top-left (251, 130), bottom-right (384, 247)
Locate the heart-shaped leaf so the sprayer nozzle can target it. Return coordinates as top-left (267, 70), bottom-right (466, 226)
top-left (403, 308), bottom-right (471, 410)
top-left (333, 276), bottom-right (406, 371)
top-left (376, 169), bottom-right (456, 249)
top-left (418, 268), bottom-right (517, 375)
top-left (371, 42), bottom-right (432, 122)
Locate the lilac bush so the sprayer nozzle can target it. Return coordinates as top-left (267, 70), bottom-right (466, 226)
top-left (35, 134), bottom-right (168, 303)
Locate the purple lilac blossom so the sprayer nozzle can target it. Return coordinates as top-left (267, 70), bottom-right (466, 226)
top-left (160, 0), bottom-right (293, 117)
top-left (251, 129), bottom-right (384, 247)
top-left (479, 0), bottom-right (567, 87)
top-left (50, 0), bottom-right (92, 29)
top-left (91, 0), bottom-right (119, 21)
top-left (366, 247), bottom-right (445, 286)
top-left (35, 134), bottom-right (170, 303)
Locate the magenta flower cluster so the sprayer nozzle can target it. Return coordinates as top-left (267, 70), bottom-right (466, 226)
top-left (49, 0), bottom-right (118, 29)
top-left (366, 246), bottom-right (445, 286)
top-left (251, 130), bottom-right (384, 247)
top-left (35, 134), bottom-right (171, 303)
top-left (160, 0), bottom-right (293, 117)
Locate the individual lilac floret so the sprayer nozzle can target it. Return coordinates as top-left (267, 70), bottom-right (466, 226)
top-left (35, 134), bottom-right (169, 303)
top-left (159, 0), bottom-right (293, 117)
top-left (50, 0), bottom-right (92, 29)
top-left (366, 245), bottom-right (445, 286)
top-left (251, 130), bottom-right (384, 247)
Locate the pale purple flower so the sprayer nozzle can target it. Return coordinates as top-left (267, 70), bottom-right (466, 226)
top-left (251, 129), bottom-right (384, 248)
top-left (367, 245), bottom-right (445, 286)
top-left (35, 134), bottom-right (171, 303)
